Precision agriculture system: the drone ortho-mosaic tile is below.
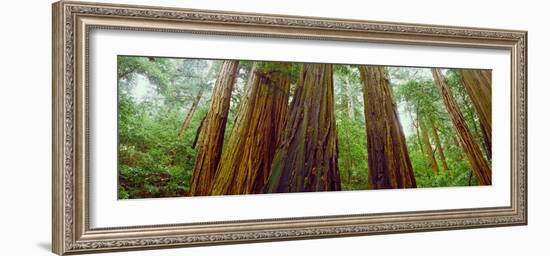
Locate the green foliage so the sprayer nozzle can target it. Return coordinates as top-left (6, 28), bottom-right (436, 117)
top-left (409, 143), bottom-right (477, 188)
top-left (118, 92), bottom-right (199, 198)
top-left (256, 62), bottom-right (301, 84)
top-left (118, 56), bottom-right (176, 97)
top-left (333, 65), bottom-right (369, 190)
top-left (392, 68), bottom-right (484, 188)
top-left (336, 115), bottom-right (369, 190)
top-left (118, 56), bottom-right (219, 199)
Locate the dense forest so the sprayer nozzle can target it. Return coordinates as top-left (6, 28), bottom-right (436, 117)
top-left (117, 56), bottom-right (492, 199)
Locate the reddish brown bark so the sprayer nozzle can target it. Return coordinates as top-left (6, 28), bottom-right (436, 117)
top-left (410, 110), bottom-right (424, 154)
top-left (431, 121), bottom-right (449, 171)
top-left (359, 66), bottom-right (416, 189)
top-left (431, 68), bottom-right (491, 185)
top-left (189, 60), bottom-right (239, 196)
top-left (459, 69), bottom-right (492, 159)
top-left (210, 63), bottom-right (290, 195)
top-left (265, 64), bottom-right (341, 193)
top-left (452, 134), bottom-right (466, 160)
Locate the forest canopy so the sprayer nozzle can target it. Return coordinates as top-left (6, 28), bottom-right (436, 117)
top-left (117, 55), bottom-right (491, 199)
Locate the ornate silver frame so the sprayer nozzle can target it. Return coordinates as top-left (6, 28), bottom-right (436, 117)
top-left (52, 1), bottom-right (527, 255)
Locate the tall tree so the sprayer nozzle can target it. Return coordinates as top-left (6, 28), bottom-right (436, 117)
top-left (177, 86), bottom-right (205, 138)
top-left (189, 60), bottom-right (240, 196)
top-left (453, 82), bottom-right (487, 158)
top-left (430, 120), bottom-right (449, 170)
top-left (431, 68), bottom-right (491, 185)
top-left (419, 117), bottom-right (439, 175)
top-left (393, 75), bottom-right (449, 175)
top-left (359, 66), bottom-right (416, 189)
top-left (210, 63), bottom-right (291, 195)
top-left (452, 133), bottom-right (466, 160)
top-left (344, 76), bottom-right (355, 119)
top-left (407, 107), bottom-right (424, 154)
top-left (459, 69), bottom-right (492, 159)
top-left (333, 65), bottom-right (368, 190)
top-left (265, 64), bottom-right (341, 193)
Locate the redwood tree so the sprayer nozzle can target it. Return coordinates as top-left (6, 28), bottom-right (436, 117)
top-left (189, 60), bottom-right (239, 196)
top-left (210, 63), bottom-right (290, 195)
top-left (359, 66), bottom-right (416, 189)
top-left (430, 120), bottom-right (449, 170)
top-left (419, 117), bottom-right (439, 175)
top-left (177, 86), bottom-right (204, 138)
top-left (409, 109), bottom-right (424, 154)
top-left (431, 68), bottom-right (491, 185)
top-left (265, 64), bottom-right (341, 193)
top-left (459, 69), bottom-right (492, 159)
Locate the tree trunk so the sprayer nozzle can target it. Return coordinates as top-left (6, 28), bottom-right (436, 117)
top-left (415, 118), bottom-right (424, 153)
top-left (265, 64), bottom-right (341, 193)
top-left (189, 60), bottom-right (239, 196)
top-left (345, 76), bottom-right (354, 119)
top-left (419, 117), bottom-right (439, 175)
top-left (460, 89), bottom-right (489, 160)
top-left (409, 107), bottom-right (423, 153)
top-left (177, 86), bottom-right (204, 138)
top-left (431, 68), bottom-right (491, 185)
top-left (452, 134), bottom-right (466, 160)
top-left (459, 69), bottom-right (492, 159)
top-left (359, 66), bottom-right (416, 189)
top-left (431, 121), bottom-right (449, 171)
top-left (210, 63), bottom-right (290, 195)
top-left (192, 115), bottom-right (206, 149)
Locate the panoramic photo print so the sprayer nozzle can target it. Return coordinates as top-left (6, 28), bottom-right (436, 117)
top-left (117, 56), bottom-right (492, 199)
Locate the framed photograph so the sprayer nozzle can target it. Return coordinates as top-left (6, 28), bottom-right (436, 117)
top-left (52, 1), bottom-right (527, 255)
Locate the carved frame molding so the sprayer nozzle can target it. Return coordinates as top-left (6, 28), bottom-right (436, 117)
top-left (52, 1), bottom-right (527, 255)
